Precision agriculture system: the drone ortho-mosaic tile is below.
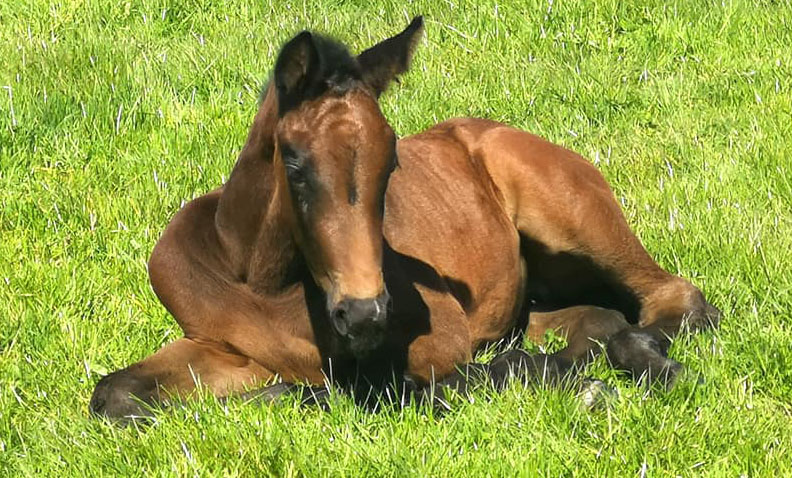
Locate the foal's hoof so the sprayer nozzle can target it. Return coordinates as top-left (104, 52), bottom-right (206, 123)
top-left (412, 383), bottom-right (454, 415)
top-left (238, 382), bottom-right (296, 404)
top-left (578, 379), bottom-right (617, 410)
top-left (89, 370), bottom-right (156, 424)
top-left (298, 386), bottom-right (332, 411)
top-left (684, 301), bottom-right (723, 332)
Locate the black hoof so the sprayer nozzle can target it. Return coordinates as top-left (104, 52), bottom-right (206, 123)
top-left (408, 381), bottom-right (455, 415)
top-left (89, 369), bottom-right (157, 424)
top-left (655, 360), bottom-right (683, 390)
top-left (238, 382), bottom-right (298, 404)
top-left (240, 382), bottom-right (332, 411)
top-left (297, 386), bottom-right (332, 411)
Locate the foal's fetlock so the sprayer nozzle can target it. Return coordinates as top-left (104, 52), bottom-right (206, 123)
top-left (488, 350), bottom-right (574, 388)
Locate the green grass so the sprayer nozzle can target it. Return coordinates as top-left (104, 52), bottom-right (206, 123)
top-left (2, 0), bottom-right (792, 475)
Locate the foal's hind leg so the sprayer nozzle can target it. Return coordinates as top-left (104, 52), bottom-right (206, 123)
top-left (527, 306), bottom-right (683, 388)
top-left (479, 126), bottom-right (721, 336)
top-left (417, 350), bottom-right (616, 412)
top-left (526, 306), bottom-right (630, 361)
top-left (90, 338), bottom-right (272, 422)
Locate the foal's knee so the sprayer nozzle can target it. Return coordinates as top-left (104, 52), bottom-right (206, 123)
top-left (89, 368), bottom-right (158, 423)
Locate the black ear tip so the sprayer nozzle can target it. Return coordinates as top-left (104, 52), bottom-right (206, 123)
top-left (408, 16), bottom-right (424, 31)
top-left (281, 30), bottom-right (312, 50)
top-left (294, 30), bottom-right (313, 42)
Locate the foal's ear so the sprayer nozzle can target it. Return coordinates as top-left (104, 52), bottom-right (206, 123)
top-left (357, 16), bottom-right (424, 97)
top-left (275, 31), bottom-right (320, 113)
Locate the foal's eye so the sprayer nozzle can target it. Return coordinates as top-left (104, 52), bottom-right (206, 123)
top-left (286, 164), bottom-right (307, 186)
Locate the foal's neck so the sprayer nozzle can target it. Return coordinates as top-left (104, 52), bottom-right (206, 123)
top-left (215, 82), bottom-right (300, 293)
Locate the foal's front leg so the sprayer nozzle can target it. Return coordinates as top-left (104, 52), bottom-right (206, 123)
top-left (90, 338), bottom-right (272, 423)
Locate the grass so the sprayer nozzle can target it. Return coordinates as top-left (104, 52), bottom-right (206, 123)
top-left (2, 0), bottom-right (792, 475)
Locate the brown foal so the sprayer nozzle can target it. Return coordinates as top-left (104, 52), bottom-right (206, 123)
top-left (90, 17), bottom-right (720, 421)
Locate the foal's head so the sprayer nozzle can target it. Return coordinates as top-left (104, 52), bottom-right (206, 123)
top-left (272, 17), bottom-right (423, 357)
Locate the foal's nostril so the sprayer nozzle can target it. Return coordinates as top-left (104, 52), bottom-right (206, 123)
top-left (331, 307), bottom-right (349, 336)
top-left (329, 294), bottom-right (390, 338)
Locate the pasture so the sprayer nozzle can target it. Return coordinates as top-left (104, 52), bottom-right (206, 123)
top-left (2, 0), bottom-right (791, 475)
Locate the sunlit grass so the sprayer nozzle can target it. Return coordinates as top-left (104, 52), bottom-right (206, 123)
top-left (2, 0), bottom-right (791, 476)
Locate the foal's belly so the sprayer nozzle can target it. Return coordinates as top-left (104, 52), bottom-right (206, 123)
top-left (384, 131), bottom-right (523, 348)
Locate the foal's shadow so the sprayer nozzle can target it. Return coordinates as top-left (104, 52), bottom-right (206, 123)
top-left (270, 240), bottom-right (475, 410)
top-left (239, 240), bottom-right (682, 414)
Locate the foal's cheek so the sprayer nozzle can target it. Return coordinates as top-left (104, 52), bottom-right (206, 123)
top-left (304, 254), bottom-right (335, 295)
top-left (291, 230), bottom-right (333, 293)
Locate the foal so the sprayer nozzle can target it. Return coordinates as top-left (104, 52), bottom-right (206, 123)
top-left (90, 17), bottom-right (720, 421)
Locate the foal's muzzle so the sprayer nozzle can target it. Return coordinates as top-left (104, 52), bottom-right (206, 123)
top-left (330, 290), bottom-right (390, 356)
